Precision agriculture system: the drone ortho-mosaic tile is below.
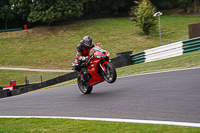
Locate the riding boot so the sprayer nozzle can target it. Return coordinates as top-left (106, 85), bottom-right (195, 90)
top-left (81, 75), bottom-right (85, 82)
top-left (81, 67), bottom-right (90, 82)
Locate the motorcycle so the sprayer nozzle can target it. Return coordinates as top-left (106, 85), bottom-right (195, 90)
top-left (72, 44), bottom-right (117, 94)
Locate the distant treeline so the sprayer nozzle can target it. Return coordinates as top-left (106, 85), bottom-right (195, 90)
top-left (0, 0), bottom-right (199, 29)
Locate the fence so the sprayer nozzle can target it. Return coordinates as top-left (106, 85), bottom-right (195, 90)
top-left (25, 75), bottom-right (62, 84)
top-left (130, 37), bottom-right (200, 65)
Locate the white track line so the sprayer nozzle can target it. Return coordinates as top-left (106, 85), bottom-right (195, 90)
top-left (0, 116), bottom-right (200, 127)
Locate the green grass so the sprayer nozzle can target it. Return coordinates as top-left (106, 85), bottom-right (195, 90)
top-left (0, 118), bottom-right (200, 133)
top-left (117, 51), bottom-right (200, 77)
top-left (0, 16), bottom-right (200, 69)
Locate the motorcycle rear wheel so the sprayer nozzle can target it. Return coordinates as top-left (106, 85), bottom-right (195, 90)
top-left (103, 62), bottom-right (117, 83)
top-left (77, 75), bottom-right (93, 94)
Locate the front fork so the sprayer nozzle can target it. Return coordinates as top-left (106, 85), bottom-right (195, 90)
top-left (99, 60), bottom-right (109, 74)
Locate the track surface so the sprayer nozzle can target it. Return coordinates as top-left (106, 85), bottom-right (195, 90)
top-left (0, 68), bottom-right (200, 123)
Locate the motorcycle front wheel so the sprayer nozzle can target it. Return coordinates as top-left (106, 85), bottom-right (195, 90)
top-left (77, 75), bottom-right (93, 94)
top-left (103, 62), bottom-right (117, 83)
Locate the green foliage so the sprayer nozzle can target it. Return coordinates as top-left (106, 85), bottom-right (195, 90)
top-left (0, 0), bottom-right (192, 29)
top-left (0, 5), bottom-right (14, 20)
top-left (112, 0), bottom-right (125, 14)
top-left (178, 0), bottom-right (200, 13)
top-left (28, 0), bottom-right (86, 26)
top-left (10, 0), bottom-right (32, 20)
top-left (130, 0), bottom-right (158, 35)
top-left (178, 0), bottom-right (192, 12)
top-left (0, 0), bottom-right (15, 29)
top-left (151, 0), bottom-right (179, 10)
top-left (83, 0), bottom-right (131, 16)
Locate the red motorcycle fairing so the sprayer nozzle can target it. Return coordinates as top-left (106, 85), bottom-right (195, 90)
top-left (87, 59), bottom-right (109, 87)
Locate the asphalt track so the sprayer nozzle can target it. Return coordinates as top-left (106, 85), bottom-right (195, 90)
top-left (0, 68), bottom-right (200, 126)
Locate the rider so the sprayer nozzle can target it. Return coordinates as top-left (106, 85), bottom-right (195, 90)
top-left (74, 36), bottom-right (95, 79)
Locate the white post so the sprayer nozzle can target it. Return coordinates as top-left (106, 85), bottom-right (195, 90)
top-left (158, 15), bottom-right (162, 46)
top-left (153, 12), bottom-right (163, 46)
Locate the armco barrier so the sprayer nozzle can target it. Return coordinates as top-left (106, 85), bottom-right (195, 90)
top-left (111, 54), bottom-right (132, 68)
top-left (183, 37), bottom-right (200, 54)
top-left (0, 28), bottom-right (22, 33)
top-left (144, 41), bottom-right (183, 62)
top-left (9, 72), bottom-right (79, 97)
top-left (130, 51), bottom-right (145, 65)
top-left (130, 37), bottom-right (200, 64)
top-left (0, 90), bottom-right (8, 98)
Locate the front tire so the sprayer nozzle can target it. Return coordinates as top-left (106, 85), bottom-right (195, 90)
top-left (77, 75), bottom-right (93, 94)
top-left (103, 62), bottom-right (117, 83)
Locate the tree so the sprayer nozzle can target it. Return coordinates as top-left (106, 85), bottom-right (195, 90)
top-left (0, 0), bottom-right (15, 29)
top-left (150, 0), bottom-right (179, 10)
top-left (112, 0), bottom-right (125, 14)
top-left (178, 0), bottom-right (192, 13)
top-left (178, 0), bottom-right (200, 13)
top-left (28, 0), bottom-right (88, 26)
top-left (130, 0), bottom-right (157, 35)
top-left (83, 0), bottom-right (133, 17)
top-left (10, 0), bottom-right (32, 21)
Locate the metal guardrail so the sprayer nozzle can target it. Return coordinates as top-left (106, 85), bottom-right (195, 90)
top-left (130, 51), bottom-right (145, 65)
top-left (182, 37), bottom-right (200, 54)
top-left (0, 28), bottom-right (22, 32)
top-left (144, 41), bottom-right (183, 63)
top-left (130, 37), bottom-right (200, 65)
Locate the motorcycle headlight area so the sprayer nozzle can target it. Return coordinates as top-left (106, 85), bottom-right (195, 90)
top-left (107, 53), bottom-right (110, 57)
top-left (96, 55), bottom-right (106, 58)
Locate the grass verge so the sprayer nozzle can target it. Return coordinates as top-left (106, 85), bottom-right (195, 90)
top-left (0, 118), bottom-right (200, 133)
top-left (117, 51), bottom-right (200, 77)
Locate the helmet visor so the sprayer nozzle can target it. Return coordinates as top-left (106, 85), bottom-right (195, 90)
top-left (85, 42), bottom-right (91, 46)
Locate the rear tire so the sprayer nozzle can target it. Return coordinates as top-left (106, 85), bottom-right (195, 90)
top-left (103, 62), bottom-right (117, 83)
top-left (77, 75), bottom-right (93, 94)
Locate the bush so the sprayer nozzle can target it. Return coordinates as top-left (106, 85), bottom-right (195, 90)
top-left (130, 0), bottom-right (157, 35)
